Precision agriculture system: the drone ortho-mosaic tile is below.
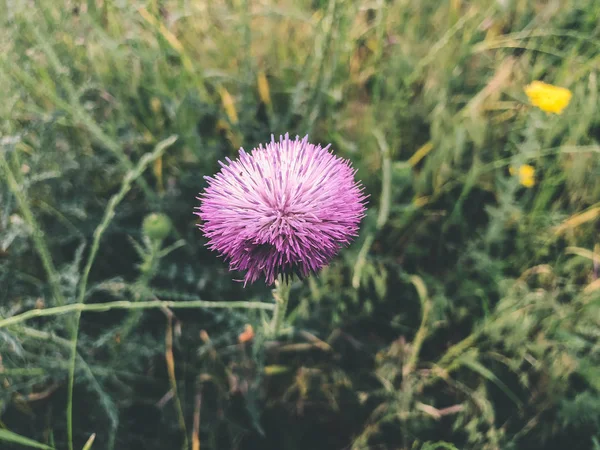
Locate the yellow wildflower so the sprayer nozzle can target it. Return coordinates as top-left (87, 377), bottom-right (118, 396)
top-left (509, 164), bottom-right (535, 188)
top-left (524, 81), bottom-right (572, 114)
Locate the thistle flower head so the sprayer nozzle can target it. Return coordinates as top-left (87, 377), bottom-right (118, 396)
top-left (196, 134), bottom-right (367, 285)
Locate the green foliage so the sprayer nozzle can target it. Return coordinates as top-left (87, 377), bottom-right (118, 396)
top-left (0, 429), bottom-right (54, 450)
top-left (1, 1), bottom-right (599, 450)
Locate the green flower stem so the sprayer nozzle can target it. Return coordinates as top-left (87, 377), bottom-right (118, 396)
top-left (402, 276), bottom-right (432, 378)
top-left (66, 135), bottom-right (175, 450)
top-left (270, 275), bottom-right (292, 337)
top-left (352, 129), bottom-right (391, 289)
top-left (0, 298), bottom-right (275, 330)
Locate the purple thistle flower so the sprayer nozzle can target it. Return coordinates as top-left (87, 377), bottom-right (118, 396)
top-left (195, 133), bottom-right (367, 286)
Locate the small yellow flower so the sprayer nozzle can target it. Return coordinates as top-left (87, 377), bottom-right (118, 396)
top-left (509, 164), bottom-right (535, 188)
top-left (524, 81), bottom-right (572, 114)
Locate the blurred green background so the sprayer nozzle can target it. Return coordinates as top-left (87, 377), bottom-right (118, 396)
top-left (1, 1), bottom-right (599, 449)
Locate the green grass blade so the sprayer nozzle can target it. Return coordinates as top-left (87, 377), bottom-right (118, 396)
top-left (0, 429), bottom-right (55, 450)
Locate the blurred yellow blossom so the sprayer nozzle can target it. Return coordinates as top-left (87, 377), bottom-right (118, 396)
top-left (509, 164), bottom-right (535, 188)
top-left (524, 81), bottom-right (572, 114)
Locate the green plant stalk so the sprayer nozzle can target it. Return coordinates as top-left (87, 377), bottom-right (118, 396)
top-left (408, 304), bottom-right (431, 372)
top-left (399, 276), bottom-right (431, 449)
top-left (0, 155), bottom-right (67, 307)
top-left (0, 429), bottom-right (54, 450)
top-left (0, 299), bottom-right (275, 330)
top-left (270, 275), bottom-right (292, 337)
top-left (351, 234), bottom-right (375, 290)
top-left (374, 130), bottom-right (392, 230)
top-left (0, 368), bottom-right (46, 376)
top-left (352, 129), bottom-right (392, 288)
top-left (66, 135), bottom-right (177, 450)
top-left (403, 276), bottom-right (432, 377)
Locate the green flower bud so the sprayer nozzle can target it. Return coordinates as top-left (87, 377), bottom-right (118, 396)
top-left (142, 213), bottom-right (172, 241)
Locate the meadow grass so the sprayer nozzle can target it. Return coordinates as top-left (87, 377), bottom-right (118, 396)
top-left (0, 1), bottom-right (599, 449)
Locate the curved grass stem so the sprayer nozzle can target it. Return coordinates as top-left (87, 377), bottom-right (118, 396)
top-left (403, 276), bottom-right (432, 378)
top-left (0, 298), bottom-right (275, 330)
top-left (352, 129), bottom-right (392, 289)
top-left (66, 136), bottom-right (177, 450)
